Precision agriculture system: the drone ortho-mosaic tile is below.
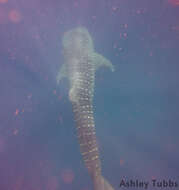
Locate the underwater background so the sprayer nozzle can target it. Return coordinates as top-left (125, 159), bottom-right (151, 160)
top-left (0, 0), bottom-right (179, 189)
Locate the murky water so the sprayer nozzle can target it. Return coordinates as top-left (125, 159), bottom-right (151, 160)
top-left (0, 0), bottom-right (179, 189)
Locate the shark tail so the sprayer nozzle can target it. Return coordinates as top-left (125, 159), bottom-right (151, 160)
top-left (92, 175), bottom-right (115, 190)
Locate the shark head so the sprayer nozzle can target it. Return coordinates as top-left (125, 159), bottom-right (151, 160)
top-left (62, 27), bottom-right (94, 56)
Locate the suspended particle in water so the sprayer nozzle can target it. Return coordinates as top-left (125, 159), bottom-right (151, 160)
top-left (120, 159), bottom-right (125, 166)
top-left (0, 0), bottom-right (8, 4)
top-left (15, 109), bottom-right (19, 116)
top-left (8, 9), bottom-right (22, 23)
top-left (123, 32), bottom-right (128, 38)
top-left (61, 169), bottom-right (75, 184)
top-left (53, 90), bottom-right (57, 95)
top-left (124, 23), bottom-right (128, 29)
top-left (13, 129), bottom-right (19, 135)
top-left (112, 6), bottom-right (119, 12)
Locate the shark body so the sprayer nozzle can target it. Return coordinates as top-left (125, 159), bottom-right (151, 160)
top-left (57, 27), bottom-right (115, 190)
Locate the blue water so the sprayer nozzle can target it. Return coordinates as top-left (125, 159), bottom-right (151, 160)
top-left (0, 0), bottom-right (179, 189)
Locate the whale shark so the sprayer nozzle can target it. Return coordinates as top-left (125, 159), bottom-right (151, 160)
top-left (57, 27), bottom-right (115, 190)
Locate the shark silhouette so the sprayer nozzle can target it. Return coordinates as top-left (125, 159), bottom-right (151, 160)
top-left (57, 27), bottom-right (115, 190)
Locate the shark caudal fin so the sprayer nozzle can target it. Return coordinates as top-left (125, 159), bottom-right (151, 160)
top-left (93, 175), bottom-right (115, 190)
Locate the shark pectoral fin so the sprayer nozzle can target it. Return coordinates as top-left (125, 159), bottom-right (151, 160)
top-left (56, 64), bottom-right (68, 84)
top-left (92, 53), bottom-right (115, 72)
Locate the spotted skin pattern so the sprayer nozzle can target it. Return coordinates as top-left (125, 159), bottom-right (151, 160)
top-left (70, 56), bottom-right (101, 177)
top-left (57, 27), bottom-right (115, 190)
